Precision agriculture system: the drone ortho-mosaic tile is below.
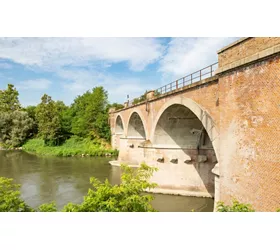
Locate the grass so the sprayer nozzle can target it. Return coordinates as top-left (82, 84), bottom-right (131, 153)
top-left (22, 136), bottom-right (119, 157)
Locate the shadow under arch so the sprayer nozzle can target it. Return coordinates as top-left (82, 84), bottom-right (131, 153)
top-left (115, 114), bottom-right (125, 135)
top-left (126, 110), bottom-right (147, 139)
top-left (150, 97), bottom-right (219, 162)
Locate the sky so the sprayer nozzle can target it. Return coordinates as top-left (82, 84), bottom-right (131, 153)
top-left (0, 37), bottom-right (239, 107)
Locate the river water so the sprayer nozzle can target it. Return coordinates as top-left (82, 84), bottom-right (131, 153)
top-left (0, 150), bottom-right (213, 212)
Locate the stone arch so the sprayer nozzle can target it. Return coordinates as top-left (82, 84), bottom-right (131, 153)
top-left (126, 110), bottom-right (147, 139)
top-left (150, 96), bottom-right (220, 205)
top-left (150, 96), bottom-right (219, 161)
top-left (115, 115), bottom-right (125, 135)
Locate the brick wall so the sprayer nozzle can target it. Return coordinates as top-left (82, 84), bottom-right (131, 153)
top-left (218, 37), bottom-right (280, 67)
top-left (218, 54), bottom-right (280, 211)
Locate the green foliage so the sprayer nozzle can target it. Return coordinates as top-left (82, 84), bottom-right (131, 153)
top-left (277, 208), bottom-right (280, 212)
top-left (37, 202), bottom-right (57, 212)
top-left (0, 177), bottom-right (33, 212)
top-left (154, 90), bottom-right (161, 97)
top-left (109, 102), bottom-right (124, 111)
top-left (216, 199), bottom-right (255, 212)
top-left (62, 163), bottom-right (158, 212)
top-left (35, 94), bottom-right (64, 146)
top-left (70, 87), bottom-right (111, 141)
top-left (132, 91), bottom-right (147, 105)
top-left (23, 105), bottom-right (38, 137)
top-left (22, 137), bottom-right (118, 157)
top-left (0, 110), bottom-right (34, 148)
top-left (0, 84), bottom-right (21, 112)
top-left (0, 163), bottom-right (158, 212)
top-left (0, 83), bottom-right (116, 154)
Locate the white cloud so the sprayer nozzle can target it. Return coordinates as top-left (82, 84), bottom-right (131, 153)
top-left (58, 69), bottom-right (147, 105)
top-left (159, 37), bottom-right (239, 77)
top-left (0, 37), bottom-right (241, 106)
top-left (0, 38), bottom-right (165, 72)
top-left (17, 79), bottom-right (52, 90)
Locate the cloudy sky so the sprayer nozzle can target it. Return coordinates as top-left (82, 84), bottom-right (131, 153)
top-left (0, 37), bottom-right (238, 107)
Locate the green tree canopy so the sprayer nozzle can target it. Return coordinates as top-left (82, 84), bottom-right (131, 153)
top-left (0, 111), bottom-right (34, 147)
top-left (35, 94), bottom-right (63, 146)
top-left (0, 84), bottom-right (21, 112)
top-left (70, 86), bottom-right (111, 140)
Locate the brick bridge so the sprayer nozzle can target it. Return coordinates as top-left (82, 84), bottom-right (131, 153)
top-left (108, 37), bottom-right (280, 211)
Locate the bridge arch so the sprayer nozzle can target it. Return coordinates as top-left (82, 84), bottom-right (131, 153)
top-left (150, 96), bottom-right (220, 202)
top-left (115, 114), bottom-right (125, 135)
top-left (126, 110), bottom-right (147, 139)
top-left (150, 96), bottom-right (219, 162)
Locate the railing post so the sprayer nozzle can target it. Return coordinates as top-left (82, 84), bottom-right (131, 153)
top-left (210, 65), bottom-right (212, 77)
top-left (200, 70), bottom-right (201, 81)
top-left (176, 80), bottom-right (178, 89)
top-left (191, 74), bottom-right (192, 84)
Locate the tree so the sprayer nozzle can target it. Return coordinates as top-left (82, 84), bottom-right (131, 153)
top-left (0, 111), bottom-right (34, 147)
top-left (55, 100), bottom-right (72, 138)
top-left (23, 105), bottom-right (38, 137)
top-left (0, 84), bottom-right (21, 112)
top-left (0, 112), bottom-right (13, 146)
top-left (35, 94), bottom-right (63, 146)
top-left (70, 87), bottom-right (111, 140)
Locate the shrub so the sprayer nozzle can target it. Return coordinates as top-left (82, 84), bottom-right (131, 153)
top-left (216, 199), bottom-right (255, 212)
top-left (62, 163), bottom-right (158, 212)
top-left (37, 202), bottom-right (57, 212)
top-left (0, 177), bottom-right (33, 212)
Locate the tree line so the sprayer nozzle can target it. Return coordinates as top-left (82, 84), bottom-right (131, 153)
top-left (0, 84), bottom-right (124, 148)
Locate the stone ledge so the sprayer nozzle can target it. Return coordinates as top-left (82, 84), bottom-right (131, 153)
top-left (217, 37), bottom-right (251, 54)
top-left (146, 187), bottom-right (214, 198)
top-left (216, 44), bottom-right (280, 74)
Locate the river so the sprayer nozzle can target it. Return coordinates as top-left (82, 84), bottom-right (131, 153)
top-left (0, 150), bottom-right (214, 212)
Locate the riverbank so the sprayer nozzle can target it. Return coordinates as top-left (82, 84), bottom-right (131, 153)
top-left (22, 137), bottom-right (118, 157)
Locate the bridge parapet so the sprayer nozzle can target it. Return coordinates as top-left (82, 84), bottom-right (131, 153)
top-left (126, 62), bottom-right (218, 108)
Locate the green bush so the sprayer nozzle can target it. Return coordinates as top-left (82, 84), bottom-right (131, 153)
top-left (216, 199), bottom-right (255, 212)
top-left (37, 202), bottom-right (57, 212)
top-left (0, 177), bottom-right (33, 212)
top-left (154, 90), bottom-right (161, 97)
top-left (132, 91), bottom-right (147, 105)
top-left (62, 163), bottom-right (158, 212)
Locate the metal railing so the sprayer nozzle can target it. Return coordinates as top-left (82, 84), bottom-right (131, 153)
top-left (155, 62), bottom-right (218, 96)
top-left (128, 62), bottom-right (218, 107)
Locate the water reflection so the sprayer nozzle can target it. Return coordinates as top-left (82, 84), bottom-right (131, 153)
top-left (0, 151), bottom-right (213, 211)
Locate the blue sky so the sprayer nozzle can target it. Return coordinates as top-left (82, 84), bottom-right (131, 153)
top-left (0, 37), bottom-right (238, 107)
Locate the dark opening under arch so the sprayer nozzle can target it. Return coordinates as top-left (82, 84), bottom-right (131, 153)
top-left (115, 115), bottom-right (124, 134)
top-left (154, 104), bottom-right (212, 149)
top-left (127, 112), bottom-right (146, 139)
